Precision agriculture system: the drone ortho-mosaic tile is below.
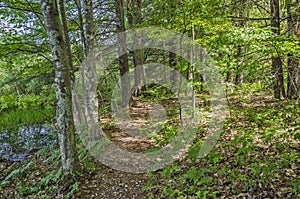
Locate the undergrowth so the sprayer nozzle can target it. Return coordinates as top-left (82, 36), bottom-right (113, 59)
top-left (0, 139), bottom-right (95, 198)
top-left (143, 90), bottom-right (300, 198)
top-left (1, 85), bottom-right (299, 198)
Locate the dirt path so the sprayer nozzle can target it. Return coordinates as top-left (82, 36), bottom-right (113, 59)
top-left (76, 100), bottom-right (165, 199)
top-left (76, 163), bottom-right (149, 199)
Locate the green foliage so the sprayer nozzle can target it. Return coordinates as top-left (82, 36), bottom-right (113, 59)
top-left (144, 88), bottom-right (300, 198)
top-left (186, 138), bottom-right (203, 160)
top-left (0, 94), bottom-right (50, 112)
top-left (102, 121), bottom-right (117, 131)
top-left (291, 178), bottom-right (300, 196)
top-left (162, 187), bottom-right (183, 198)
top-left (153, 123), bottom-right (179, 146)
top-left (162, 165), bottom-right (179, 178)
top-left (142, 172), bottom-right (158, 192)
top-left (1, 0), bottom-right (300, 198)
top-left (0, 108), bottom-right (55, 131)
top-left (0, 143), bottom-right (82, 198)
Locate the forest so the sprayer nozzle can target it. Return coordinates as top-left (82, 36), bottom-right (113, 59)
top-left (0, 0), bottom-right (299, 198)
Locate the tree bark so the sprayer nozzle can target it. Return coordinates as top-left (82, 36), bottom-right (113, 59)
top-left (169, 51), bottom-right (178, 88)
top-left (126, 0), bottom-right (147, 97)
top-left (270, 0), bottom-right (285, 99)
top-left (287, 0), bottom-right (300, 99)
top-left (231, 0), bottom-right (247, 86)
top-left (84, 0), bottom-right (100, 139)
top-left (58, 0), bottom-right (74, 83)
top-left (226, 69), bottom-right (234, 83)
top-left (73, 0), bottom-right (88, 127)
top-left (74, 0), bottom-right (86, 63)
top-left (168, 1), bottom-right (178, 88)
top-left (235, 46), bottom-right (243, 86)
top-left (58, 0), bottom-right (81, 128)
top-left (115, 0), bottom-right (131, 107)
top-left (40, 0), bottom-right (78, 174)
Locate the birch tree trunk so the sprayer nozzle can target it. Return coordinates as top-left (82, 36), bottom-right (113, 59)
top-left (40, 0), bottom-right (78, 174)
top-left (58, 0), bottom-right (74, 83)
top-left (115, 0), bottom-right (131, 107)
top-left (73, 0), bottom-right (88, 127)
top-left (58, 0), bottom-right (81, 129)
top-left (74, 0), bottom-right (86, 63)
top-left (84, 0), bottom-right (100, 139)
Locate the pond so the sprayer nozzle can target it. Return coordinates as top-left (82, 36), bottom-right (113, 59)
top-left (0, 124), bottom-right (57, 161)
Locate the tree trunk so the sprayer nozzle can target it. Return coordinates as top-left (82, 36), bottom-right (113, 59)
top-left (226, 69), bottom-right (234, 83)
top-left (58, 0), bottom-right (74, 83)
top-left (231, 0), bottom-right (247, 86)
top-left (84, 0), bottom-right (100, 139)
top-left (73, 0), bottom-right (88, 126)
top-left (287, 0), bottom-right (300, 99)
top-left (40, 0), bottom-right (78, 174)
top-left (115, 0), bottom-right (131, 107)
top-left (270, 0), bottom-right (285, 99)
top-left (169, 51), bottom-right (178, 88)
top-left (235, 46), bottom-right (243, 86)
top-left (74, 0), bottom-right (86, 63)
top-left (58, 0), bottom-right (81, 129)
top-left (126, 0), bottom-right (147, 96)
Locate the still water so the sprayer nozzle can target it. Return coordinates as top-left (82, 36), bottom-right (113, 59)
top-left (0, 124), bottom-right (57, 161)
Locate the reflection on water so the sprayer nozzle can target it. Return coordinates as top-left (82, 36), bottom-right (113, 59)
top-left (0, 124), bottom-right (57, 161)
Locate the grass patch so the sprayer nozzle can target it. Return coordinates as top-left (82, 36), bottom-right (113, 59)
top-left (0, 108), bottom-right (55, 131)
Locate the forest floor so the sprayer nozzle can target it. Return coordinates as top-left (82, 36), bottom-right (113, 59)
top-left (0, 88), bottom-right (299, 198)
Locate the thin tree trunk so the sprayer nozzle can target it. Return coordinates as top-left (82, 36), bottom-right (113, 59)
top-left (169, 51), bottom-right (178, 88)
top-left (287, 55), bottom-right (299, 99)
top-left (84, 0), bottom-right (100, 139)
top-left (115, 0), bottom-right (131, 107)
top-left (58, 0), bottom-right (81, 128)
top-left (270, 0), bottom-right (285, 99)
top-left (126, 0), bottom-right (147, 96)
top-left (40, 0), bottom-right (78, 174)
top-left (226, 69), bottom-right (234, 83)
top-left (235, 46), bottom-right (243, 86)
top-left (231, 0), bottom-right (248, 86)
top-left (58, 0), bottom-right (74, 83)
top-left (287, 0), bottom-right (300, 99)
top-left (191, 26), bottom-right (195, 119)
top-left (73, 0), bottom-right (88, 126)
top-left (168, 1), bottom-right (178, 88)
top-left (74, 0), bottom-right (86, 63)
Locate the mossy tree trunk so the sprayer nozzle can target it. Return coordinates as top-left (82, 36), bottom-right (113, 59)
top-left (58, 0), bottom-right (81, 130)
top-left (40, 0), bottom-right (79, 174)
